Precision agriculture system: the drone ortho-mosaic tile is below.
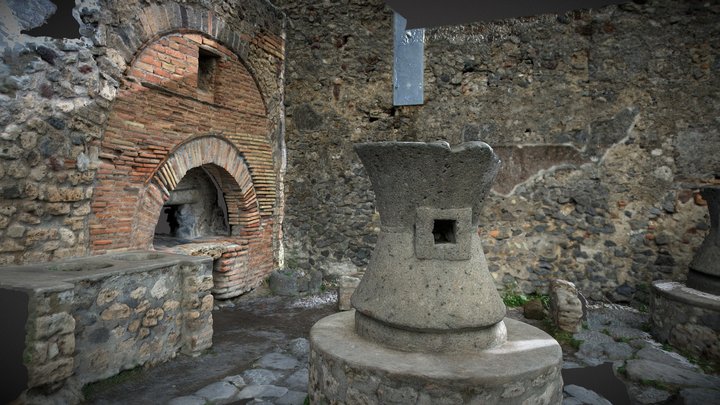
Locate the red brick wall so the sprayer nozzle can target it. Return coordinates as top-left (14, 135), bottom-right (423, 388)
top-left (90, 32), bottom-right (276, 288)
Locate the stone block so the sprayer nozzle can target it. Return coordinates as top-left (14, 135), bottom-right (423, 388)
top-left (96, 288), bottom-right (119, 306)
top-left (100, 303), bottom-right (131, 321)
top-left (194, 381), bottom-right (240, 404)
top-left (142, 308), bottom-right (164, 327)
top-left (550, 279), bottom-right (584, 332)
top-left (200, 294), bottom-right (213, 312)
top-left (45, 186), bottom-right (85, 202)
top-left (130, 286), bottom-right (147, 300)
top-left (256, 352), bottom-right (299, 370)
top-left (35, 312), bottom-right (75, 339)
top-left (626, 359), bottom-right (720, 389)
top-left (269, 270), bottom-right (298, 296)
top-left (28, 357), bottom-right (74, 386)
top-left (45, 203), bottom-right (71, 215)
top-left (56, 333), bottom-right (75, 356)
top-left (337, 275), bottom-right (360, 311)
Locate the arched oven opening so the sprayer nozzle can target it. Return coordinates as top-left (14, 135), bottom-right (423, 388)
top-left (154, 166), bottom-right (230, 248)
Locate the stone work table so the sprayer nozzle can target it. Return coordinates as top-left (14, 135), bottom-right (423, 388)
top-left (0, 251), bottom-right (213, 403)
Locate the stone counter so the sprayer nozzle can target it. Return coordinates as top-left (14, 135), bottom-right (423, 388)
top-left (0, 251), bottom-right (213, 403)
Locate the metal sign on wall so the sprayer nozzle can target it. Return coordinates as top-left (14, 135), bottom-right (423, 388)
top-left (389, 0), bottom-right (629, 106)
top-left (393, 12), bottom-right (425, 106)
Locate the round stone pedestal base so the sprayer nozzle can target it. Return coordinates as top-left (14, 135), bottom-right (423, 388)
top-left (650, 281), bottom-right (720, 363)
top-left (309, 310), bottom-right (563, 404)
top-left (354, 311), bottom-right (507, 352)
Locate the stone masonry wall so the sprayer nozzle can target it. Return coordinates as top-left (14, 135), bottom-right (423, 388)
top-left (276, 0), bottom-right (720, 301)
top-left (0, 0), bottom-right (285, 267)
top-left (14, 253), bottom-right (213, 403)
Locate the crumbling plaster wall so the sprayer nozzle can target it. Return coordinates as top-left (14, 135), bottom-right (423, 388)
top-left (276, 0), bottom-right (720, 301)
top-left (0, 0), bottom-right (286, 265)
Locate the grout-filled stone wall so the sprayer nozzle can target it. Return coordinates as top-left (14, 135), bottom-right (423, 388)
top-left (275, 0), bottom-right (719, 301)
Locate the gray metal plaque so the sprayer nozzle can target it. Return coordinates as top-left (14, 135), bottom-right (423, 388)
top-left (393, 12), bottom-right (425, 106)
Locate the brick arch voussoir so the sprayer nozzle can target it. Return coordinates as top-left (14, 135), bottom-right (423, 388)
top-left (108, 3), bottom-right (250, 66)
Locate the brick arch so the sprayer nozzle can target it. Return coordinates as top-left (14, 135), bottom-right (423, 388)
top-left (90, 31), bottom-right (277, 258)
top-left (105, 2), bottom-right (284, 109)
top-left (130, 136), bottom-right (261, 249)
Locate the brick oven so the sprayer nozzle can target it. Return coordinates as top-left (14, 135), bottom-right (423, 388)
top-left (90, 28), bottom-right (281, 299)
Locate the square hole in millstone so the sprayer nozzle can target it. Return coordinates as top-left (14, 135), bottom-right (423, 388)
top-left (432, 219), bottom-right (457, 244)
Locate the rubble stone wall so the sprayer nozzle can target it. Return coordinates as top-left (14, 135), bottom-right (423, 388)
top-left (7, 253), bottom-right (213, 403)
top-left (276, 0), bottom-right (720, 301)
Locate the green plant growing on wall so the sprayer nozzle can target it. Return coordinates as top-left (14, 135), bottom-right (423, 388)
top-left (501, 281), bottom-right (528, 307)
top-left (501, 282), bottom-right (550, 309)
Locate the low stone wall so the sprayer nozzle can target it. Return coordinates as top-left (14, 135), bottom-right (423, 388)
top-left (650, 281), bottom-right (720, 363)
top-left (0, 251), bottom-right (213, 403)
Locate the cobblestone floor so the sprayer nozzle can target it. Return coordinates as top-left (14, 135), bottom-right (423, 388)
top-left (83, 290), bottom-right (720, 405)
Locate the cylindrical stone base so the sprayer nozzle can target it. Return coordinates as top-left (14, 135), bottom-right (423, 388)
top-left (355, 311), bottom-right (507, 352)
top-left (309, 311), bottom-right (563, 405)
top-left (650, 281), bottom-right (720, 363)
top-left (686, 269), bottom-right (720, 296)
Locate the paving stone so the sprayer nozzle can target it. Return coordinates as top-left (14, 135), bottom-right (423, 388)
top-left (604, 325), bottom-right (649, 341)
top-left (585, 306), bottom-right (646, 331)
top-left (574, 330), bottom-right (615, 346)
top-left (636, 346), bottom-right (699, 371)
top-left (194, 381), bottom-right (240, 404)
top-left (241, 368), bottom-right (283, 385)
top-left (256, 352), bottom-right (300, 370)
top-left (275, 390), bottom-right (308, 405)
top-left (575, 328), bottom-right (638, 365)
top-left (283, 368), bottom-right (309, 391)
top-left (563, 384), bottom-right (612, 405)
top-left (166, 395), bottom-right (207, 405)
top-left (550, 279), bottom-right (584, 332)
top-left (223, 374), bottom-right (246, 388)
top-left (679, 387), bottom-right (720, 405)
top-left (237, 384), bottom-right (289, 400)
top-left (626, 384), bottom-right (671, 404)
top-left (625, 360), bottom-right (720, 389)
top-left (287, 337), bottom-right (310, 359)
top-left (600, 341), bottom-right (634, 361)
